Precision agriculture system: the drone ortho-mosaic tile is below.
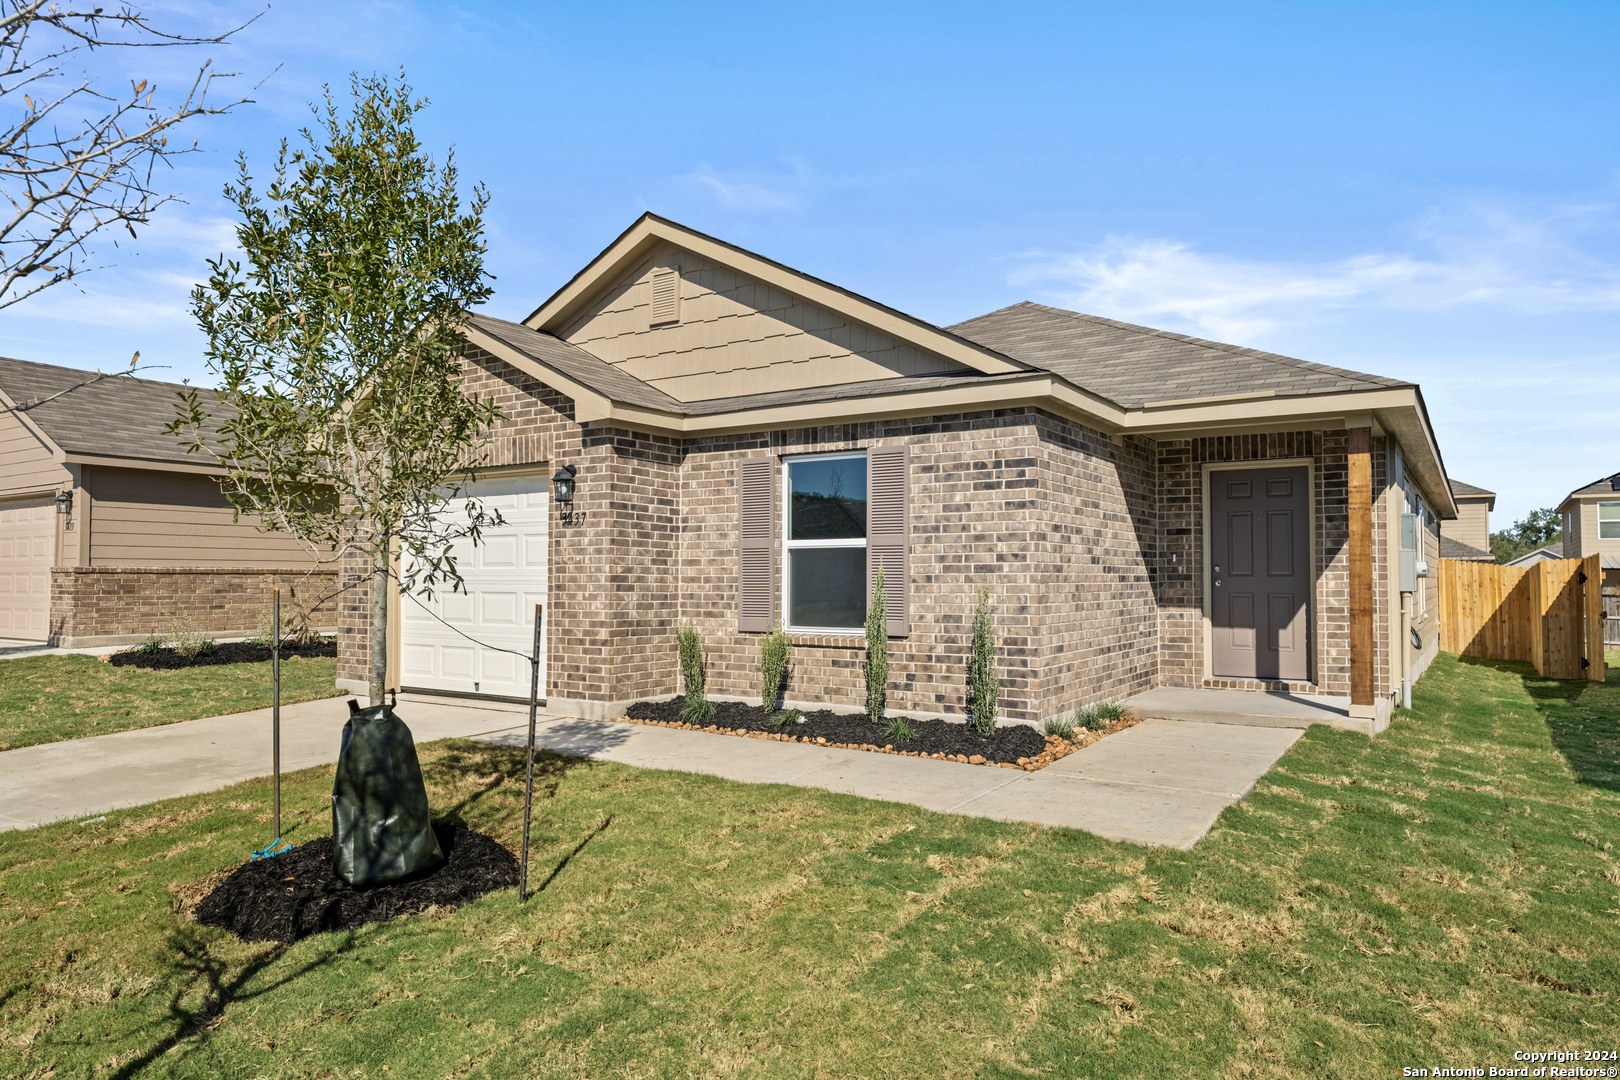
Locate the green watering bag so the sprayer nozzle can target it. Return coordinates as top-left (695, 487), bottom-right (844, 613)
top-left (331, 703), bottom-right (445, 888)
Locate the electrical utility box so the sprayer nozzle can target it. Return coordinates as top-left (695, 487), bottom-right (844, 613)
top-left (1400, 513), bottom-right (1419, 593)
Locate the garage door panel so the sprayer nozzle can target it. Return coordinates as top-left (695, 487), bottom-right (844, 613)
top-left (402, 477), bottom-right (546, 697)
top-left (0, 497), bottom-right (54, 643)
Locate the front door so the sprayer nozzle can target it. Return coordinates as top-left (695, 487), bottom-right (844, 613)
top-left (1211, 466), bottom-right (1309, 681)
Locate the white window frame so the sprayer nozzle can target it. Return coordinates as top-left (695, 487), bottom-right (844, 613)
top-left (1600, 501), bottom-right (1620, 540)
top-left (782, 450), bottom-right (867, 635)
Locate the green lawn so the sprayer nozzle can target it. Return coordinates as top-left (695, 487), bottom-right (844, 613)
top-left (0, 654), bottom-right (344, 751)
top-left (1, 652), bottom-right (1616, 1079)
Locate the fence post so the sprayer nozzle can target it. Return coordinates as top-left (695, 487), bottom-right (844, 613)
top-left (1588, 554), bottom-right (1606, 683)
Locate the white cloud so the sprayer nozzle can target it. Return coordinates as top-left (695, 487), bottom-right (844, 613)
top-left (684, 162), bottom-right (810, 214)
top-left (1011, 204), bottom-right (1620, 343)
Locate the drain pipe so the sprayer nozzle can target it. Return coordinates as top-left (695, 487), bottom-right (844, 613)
top-left (1400, 592), bottom-right (1412, 710)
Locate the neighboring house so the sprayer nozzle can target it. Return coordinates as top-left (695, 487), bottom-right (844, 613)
top-left (337, 214), bottom-right (1461, 731)
top-left (1504, 542), bottom-right (1564, 568)
top-left (1439, 479), bottom-right (1494, 562)
top-left (1558, 472), bottom-right (1620, 627)
top-left (0, 358), bottom-right (330, 645)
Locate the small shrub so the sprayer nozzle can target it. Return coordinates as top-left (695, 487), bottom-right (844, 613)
top-left (865, 565), bottom-right (889, 724)
top-left (885, 715), bottom-right (915, 744)
top-left (1074, 699), bottom-right (1128, 731)
top-left (967, 580), bottom-right (998, 735)
top-left (166, 613), bottom-right (214, 660)
top-left (1043, 715), bottom-right (1076, 741)
top-left (136, 633), bottom-right (166, 655)
top-left (766, 708), bottom-right (803, 730)
top-left (676, 621), bottom-right (713, 722)
top-left (759, 624), bottom-right (790, 710)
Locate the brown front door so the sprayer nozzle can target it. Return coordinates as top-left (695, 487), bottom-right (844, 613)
top-left (1211, 466), bottom-right (1310, 681)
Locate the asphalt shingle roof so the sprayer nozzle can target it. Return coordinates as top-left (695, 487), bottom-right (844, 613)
top-left (1440, 536), bottom-right (1494, 562)
top-left (945, 302), bottom-right (1408, 409)
top-left (0, 356), bottom-right (226, 465)
top-left (1562, 473), bottom-right (1620, 501)
top-left (468, 314), bottom-right (686, 414)
top-left (1449, 479), bottom-right (1495, 498)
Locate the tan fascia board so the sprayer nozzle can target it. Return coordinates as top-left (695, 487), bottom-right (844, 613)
top-left (0, 386), bottom-right (66, 459)
top-left (58, 452), bottom-right (231, 477)
top-left (522, 215), bottom-right (1028, 378)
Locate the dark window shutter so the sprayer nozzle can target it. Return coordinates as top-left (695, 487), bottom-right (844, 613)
top-left (737, 456), bottom-right (775, 632)
top-left (867, 444), bottom-right (910, 637)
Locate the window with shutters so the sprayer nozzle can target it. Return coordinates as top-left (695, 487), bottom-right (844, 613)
top-left (649, 266), bottom-right (681, 326)
top-left (783, 452), bottom-right (867, 631)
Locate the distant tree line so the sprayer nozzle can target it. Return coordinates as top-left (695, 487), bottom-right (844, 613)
top-left (1490, 508), bottom-right (1562, 564)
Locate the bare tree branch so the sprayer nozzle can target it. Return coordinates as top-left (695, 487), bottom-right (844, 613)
top-left (0, 352), bottom-right (169, 414)
top-left (0, 2), bottom-right (262, 309)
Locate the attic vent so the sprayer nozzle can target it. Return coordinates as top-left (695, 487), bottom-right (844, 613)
top-left (649, 267), bottom-right (681, 326)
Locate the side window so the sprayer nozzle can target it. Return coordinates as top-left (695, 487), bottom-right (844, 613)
top-left (1600, 501), bottom-right (1620, 540)
top-left (784, 453), bottom-right (868, 631)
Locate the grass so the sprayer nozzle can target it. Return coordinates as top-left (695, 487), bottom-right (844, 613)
top-left (1, 651), bottom-right (1617, 1078)
top-left (0, 654), bottom-right (344, 751)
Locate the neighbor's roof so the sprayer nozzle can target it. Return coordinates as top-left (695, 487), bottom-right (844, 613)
top-left (0, 356), bottom-right (227, 466)
top-left (945, 302), bottom-right (1408, 409)
top-left (1448, 479), bottom-right (1495, 498)
top-left (1440, 536), bottom-right (1494, 562)
top-left (1559, 473), bottom-right (1620, 506)
top-left (1505, 542), bottom-right (1565, 567)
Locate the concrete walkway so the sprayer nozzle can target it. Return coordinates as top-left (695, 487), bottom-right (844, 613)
top-left (0, 694), bottom-right (1302, 849)
top-left (474, 716), bottom-right (1301, 848)
top-left (0, 695), bottom-right (545, 832)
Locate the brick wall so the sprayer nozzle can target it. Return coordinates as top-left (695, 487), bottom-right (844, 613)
top-left (336, 345), bottom-right (1394, 716)
top-left (50, 566), bottom-right (338, 645)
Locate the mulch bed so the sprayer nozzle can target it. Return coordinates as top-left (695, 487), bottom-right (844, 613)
top-left (191, 823), bottom-right (518, 944)
top-left (620, 699), bottom-right (1138, 771)
top-left (107, 638), bottom-right (337, 671)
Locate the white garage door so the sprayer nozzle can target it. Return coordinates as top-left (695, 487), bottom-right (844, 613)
top-left (0, 496), bottom-right (54, 641)
top-left (400, 474), bottom-right (547, 699)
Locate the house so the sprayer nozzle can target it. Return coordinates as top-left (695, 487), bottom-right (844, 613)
top-left (1439, 479), bottom-right (1494, 562)
top-left (336, 214), bottom-right (1460, 733)
top-left (1504, 542), bottom-right (1564, 568)
top-left (0, 357), bottom-right (330, 645)
top-left (1558, 472), bottom-right (1620, 620)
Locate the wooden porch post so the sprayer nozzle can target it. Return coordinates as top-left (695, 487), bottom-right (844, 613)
top-left (1348, 425), bottom-right (1375, 711)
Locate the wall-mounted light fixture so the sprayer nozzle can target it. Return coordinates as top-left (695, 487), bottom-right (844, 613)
top-left (53, 490), bottom-right (72, 516)
top-left (551, 465), bottom-right (577, 504)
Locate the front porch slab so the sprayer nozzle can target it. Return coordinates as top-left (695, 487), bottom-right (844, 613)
top-left (1124, 687), bottom-right (1391, 736)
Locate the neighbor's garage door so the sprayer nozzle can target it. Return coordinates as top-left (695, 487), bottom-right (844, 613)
top-left (400, 473), bottom-right (547, 698)
top-left (0, 496), bottom-right (54, 641)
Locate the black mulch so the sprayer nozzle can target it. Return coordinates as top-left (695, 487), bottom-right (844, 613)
top-left (624, 699), bottom-right (1048, 764)
top-left (107, 638), bottom-right (337, 670)
top-left (193, 823), bottom-right (518, 944)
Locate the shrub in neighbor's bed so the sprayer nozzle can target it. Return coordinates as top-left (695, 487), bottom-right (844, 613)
top-left (967, 581), bottom-right (998, 735)
top-left (865, 566), bottom-right (889, 724)
top-left (760, 624), bottom-right (790, 711)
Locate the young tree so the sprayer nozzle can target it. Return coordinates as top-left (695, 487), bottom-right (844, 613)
top-left (171, 71), bottom-right (500, 705)
top-left (1, 1), bottom-right (254, 308)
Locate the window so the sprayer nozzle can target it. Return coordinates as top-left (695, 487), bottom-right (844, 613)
top-left (784, 453), bottom-right (867, 631)
top-left (1601, 501), bottom-right (1620, 540)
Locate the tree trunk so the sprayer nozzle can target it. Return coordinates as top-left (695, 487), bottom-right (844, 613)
top-left (370, 545), bottom-right (389, 707)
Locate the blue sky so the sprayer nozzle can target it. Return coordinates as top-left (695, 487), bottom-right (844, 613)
top-left (4, 1), bottom-right (1617, 527)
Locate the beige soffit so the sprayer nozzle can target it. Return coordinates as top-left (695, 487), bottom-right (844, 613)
top-left (521, 213), bottom-right (1030, 378)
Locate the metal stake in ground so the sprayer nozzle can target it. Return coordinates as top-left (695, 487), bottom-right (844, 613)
top-left (272, 588), bottom-right (281, 842)
top-left (520, 603), bottom-right (543, 901)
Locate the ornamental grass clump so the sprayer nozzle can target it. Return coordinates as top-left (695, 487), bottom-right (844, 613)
top-left (1043, 714), bottom-right (1076, 741)
top-left (676, 622), bottom-right (714, 723)
top-left (884, 715), bottom-right (915, 744)
top-left (759, 624), bottom-right (790, 711)
top-left (967, 581), bottom-right (998, 734)
top-left (865, 566), bottom-right (889, 724)
top-left (1074, 699), bottom-right (1128, 731)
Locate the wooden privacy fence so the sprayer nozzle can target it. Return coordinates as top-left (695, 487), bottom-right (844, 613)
top-left (1438, 555), bottom-right (1607, 681)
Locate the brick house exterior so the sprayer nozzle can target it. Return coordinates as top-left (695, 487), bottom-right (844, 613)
top-left (336, 215), bottom-right (1459, 732)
